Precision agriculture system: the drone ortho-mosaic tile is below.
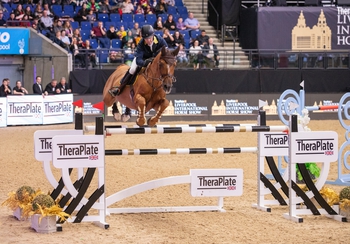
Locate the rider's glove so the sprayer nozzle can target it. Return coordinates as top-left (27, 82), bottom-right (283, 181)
top-left (143, 58), bottom-right (152, 67)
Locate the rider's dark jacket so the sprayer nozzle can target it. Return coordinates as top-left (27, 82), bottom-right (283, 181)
top-left (135, 34), bottom-right (168, 67)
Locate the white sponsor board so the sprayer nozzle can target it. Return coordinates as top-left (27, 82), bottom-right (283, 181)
top-left (43, 94), bottom-right (74, 124)
top-left (7, 95), bottom-right (43, 125)
top-left (290, 131), bottom-right (338, 163)
top-left (52, 135), bottom-right (104, 168)
top-left (0, 97), bottom-right (7, 127)
top-left (190, 169), bottom-right (243, 197)
top-left (34, 130), bottom-right (83, 161)
top-left (259, 132), bottom-right (289, 156)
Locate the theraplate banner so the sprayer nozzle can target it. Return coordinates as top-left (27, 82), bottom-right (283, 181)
top-left (0, 28), bottom-right (29, 54)
top-left (42, 94), bottom-right (74, 125)
top-left (0, 97), bottom-right (6, 127)
top-left (257, 7), bottom-right (350, 50)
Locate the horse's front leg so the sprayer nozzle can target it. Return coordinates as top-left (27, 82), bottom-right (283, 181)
top-left (134, 94), bottom-right (146, 126)
top-left (148, 99), bottom-right (170, 127)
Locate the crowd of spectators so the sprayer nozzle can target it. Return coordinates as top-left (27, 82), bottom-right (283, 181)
top-left (0, 76), bottom-right (71, 97)
top-left (0, 0), bottom-right (220, 69)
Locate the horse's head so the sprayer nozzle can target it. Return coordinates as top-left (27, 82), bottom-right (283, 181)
top-left (152, 46), bottom-right (179, 94)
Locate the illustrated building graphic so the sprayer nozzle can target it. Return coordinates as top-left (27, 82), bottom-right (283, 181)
top-left (292, 9), bottom-right (331, 50)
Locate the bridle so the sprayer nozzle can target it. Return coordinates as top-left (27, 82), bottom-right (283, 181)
top-left (142, 57), bottom-right (177, 92)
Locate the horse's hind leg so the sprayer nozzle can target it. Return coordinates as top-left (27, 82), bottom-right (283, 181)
top-left (121, 107), bottom-right (131, 122)
top-left (134, 94), bottom-right (146, 126)
top-left (112, 102), bottom-right (121, 121)
top-left (148, 99), bottom-right (170, 127)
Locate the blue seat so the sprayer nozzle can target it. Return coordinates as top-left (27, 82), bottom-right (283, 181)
top-left (97, 50), bottom-right (109, 63)
top-left (63, 5), bottom-right (74, 17)
top-left (110, 13), bottom-right (121, 22)
top-left (177, 6), bottom-right (188, 15)
top-left (114, 21), bottom-right (124, 30)
top-left (88, 38), bottom-right (98, 49)
top-left (184, 38), bottom-right (190, 49)
top-left (180, 13), bottom-right (188, 20)
top-left (158, 13), bottom-right (167, 21)
top-left (138, 20), bottom-right (147, 27)
top-left (11, 3), bottom-right (17, 10)
top-left (98, 13), bottom-right (109, 23)
top-left (134, 14), bottom-right (145, 24)
top-left (111, 39), bottom-right (122, 49)
top-left (146, 14), bottom-right (156, 24)
top-left (167, 6), bottom-right (177, 15)
top-left (105, 21), bottom-right (114, 30)
top-left (190, 30), bottom-right (200, 40)
top-left (173, 14), bottom-right (180, 23)
top-left (179, 30), bottom-right (190, 40)
top-left (155, 30), bottom-right (163, 36)
top-left (175, 0), bottom-right (184, 6)
top-left (122, 14), bottom-right (133, 23)
top-left (98, 37), bottom-right (111, 48)
top-left (93, 21), bottom-right (99, 27)
top-left (80, 29), bottom-right (91, 41)
top-left (71, 21), bottom-right (79, 30)
top-left (51, 5), bottom-right (62, 16)
top-left (81, 21), bottom-right (92, 31)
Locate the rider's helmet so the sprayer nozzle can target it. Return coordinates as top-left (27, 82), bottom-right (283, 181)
top-left (141, 25), bottom-right (154, 39)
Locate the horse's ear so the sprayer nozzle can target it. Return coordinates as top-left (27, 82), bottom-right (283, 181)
top-left (161, 46), bottom-right (166, 56)
top-left (171, 46), bottom-right (180, 56)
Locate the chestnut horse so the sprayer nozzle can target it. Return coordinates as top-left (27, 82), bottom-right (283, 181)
top-left (103, 46), bottom-right (179, 126)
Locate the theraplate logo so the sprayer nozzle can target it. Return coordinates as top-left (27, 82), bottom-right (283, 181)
top-left (57, 143), bottom-right (99, 161)
top-left (0, 32), bottom-right (10, 51)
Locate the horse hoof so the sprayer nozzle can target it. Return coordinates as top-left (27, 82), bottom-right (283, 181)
top-left (147, 117), bottom-right (158, 127)
top-left (114, 113), bottom-right (121, 121)
top-left (122, 114), bottom-right (131, 122)
top-left (136, 117), bottom-right (146, 126)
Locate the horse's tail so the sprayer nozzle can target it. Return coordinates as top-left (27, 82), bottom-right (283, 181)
top-left (103, 64), bottom-right (130, 107)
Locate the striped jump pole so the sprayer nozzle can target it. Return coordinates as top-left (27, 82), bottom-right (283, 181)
top-left (305, 105), bottom-right (339, 111)
top-left (105, 147), bottom-right (258, 156)
top-left (84, 123), bottom-right (257, 133)
top-left (105, 125), bottom-right (289, 135)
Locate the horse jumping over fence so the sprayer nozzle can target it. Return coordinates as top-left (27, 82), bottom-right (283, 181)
top-left (103, 46), bottom-right (179, 126)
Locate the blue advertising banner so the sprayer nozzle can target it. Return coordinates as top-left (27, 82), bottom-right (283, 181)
top-left (0, 28), bottom-right (29, 55)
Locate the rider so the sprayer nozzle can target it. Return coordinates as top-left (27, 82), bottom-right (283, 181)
top-left (110, 24), bottom-right (168, 97)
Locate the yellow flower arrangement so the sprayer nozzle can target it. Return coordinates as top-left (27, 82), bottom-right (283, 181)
top-left (1, 186), bottom-right (41, 211)
top-left (319, 187), bottom-right (339, 206)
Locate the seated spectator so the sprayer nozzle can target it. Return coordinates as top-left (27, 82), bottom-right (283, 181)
top-left (99, 0), bottom-right (112, 14)
top-left (31, 17), bottom-right (42, 31)
top-left (13, 80), bottom-right (28, 95)
top-left (34, 4), bottom-right (43, 19)
top-left (123, 41), bottom-right (136, 64)
top-left (91, 21), bottom-right (109, 48)
top-left (87, 0), bottom-right (100, 13)
top-left (122, 30), bottom-right (135, 47)
top-left (44, 79), bottom-right (60, 95)
top-left (176, 17), bottom-right (186, 31)
top-left (0, 78), bottom-right (11, 97)
top-left (116, 25), bottom-right (127, 40)
top-left (53, 31), bottom-right (70, 51)
top-left (74, 2), bottom-right (88, 23)
top-left (24, 5), bottom-right (34, 20)
top-left (203, 37), bottom-right (220, 67)
top-left (163, 28), bottom-right (175, 48)
top-left (135, 4), bottom-right (144, 14)
top-left (53, 19), bottom-right (63, 34)
top-left (73, 28), bottom-right (84, 45)
top-left (134, 31), bottom-right (142, 45)
top-left (122, 0), bottom-right (134, 14)
top-left (173, 30), bottom-right (184, 47)
top-left (70, 37), bottom-right (86, 67)
top-left (82, 39), bottom-right (97, 68)
top-left (144, 4), bottom-right (154, 14)
top-left (189, 40), bottom-right (204, 70)
top-left (154, 0), bottom-right (167, 15)
top-left (107, 25), bottom-right (119, 39)
top-left (56, 77), bottom-right (72, 93)
top-left (164, 14), bottom-right (177, 31)
top-left (40, 10), bottom-right (53, 30)
top-left (131, 22), bottom-right (141, 38)
top-left (153, 16), bottom-right (163, 30)
top-left (0, 11), bottom-right (5, 26)
top-left (86, 9), bottom-right (96, 23)
top-left (19, 14), bottom-right (30, 27)
top-left (196, 29), bottom-right (209, 46)
top-left (138, 0), bottom-right (149, 10)
top-left (61, 30), bottom-right (71, 46)
top-left (184, 12), bottom-right (200, 33)
top-left (63, 21), bottom-right (74, 40)
top-left (43, 3), bottom-right (53, 18)
top-left (150, 0), bottom-right (157, 8)
top-left (176, 43), bottom-right (188, 64)
top-left (7, 12), bottom-right (18, 26)
top-left (14, 4), bottom-right (24, 20)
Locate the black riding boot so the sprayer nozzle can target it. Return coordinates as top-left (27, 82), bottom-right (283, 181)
top-left (110, 71), bottom-right (133, 97)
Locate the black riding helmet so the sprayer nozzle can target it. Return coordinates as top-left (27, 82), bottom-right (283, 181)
top-left (141, 25), bottom-right (154, 38)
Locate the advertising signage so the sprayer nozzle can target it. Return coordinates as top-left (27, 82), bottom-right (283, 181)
top-left (0, 28), bottom-right (29, 55)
